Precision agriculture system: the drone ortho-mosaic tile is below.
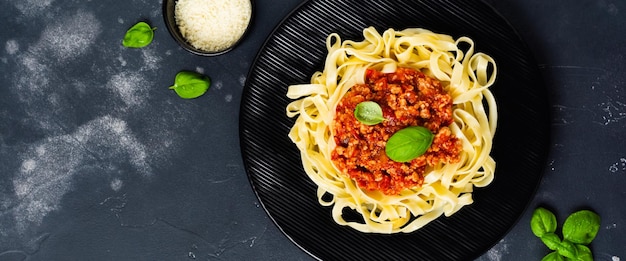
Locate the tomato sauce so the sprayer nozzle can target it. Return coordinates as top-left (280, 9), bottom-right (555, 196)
top-left (331, 68), bottom-right (462, 195)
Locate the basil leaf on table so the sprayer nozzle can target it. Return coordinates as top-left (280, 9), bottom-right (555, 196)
top-left (385, 126), bottom-right (433, 162)
top-left (541, 252), bottom-right (565, 261)
top-left (123, 22), bottom-right (156, 48)
top-left (531, 207), bottom-right (558, 237)
top-left (540, 232), bottom-right (562, 251)
top-left (571, 245), bottom-right (594, 261)
top-left (556, 240), bottom-right (579, 259)
top-left (169, 71), bottom-right (211, 99)
top-left (562, 210), bottom-right (601, 245)
top-left (354, 101), bottom-right (384, 125)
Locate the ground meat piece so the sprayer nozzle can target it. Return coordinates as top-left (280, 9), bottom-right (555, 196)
top-left (331, 67), bottom-right (462, 195)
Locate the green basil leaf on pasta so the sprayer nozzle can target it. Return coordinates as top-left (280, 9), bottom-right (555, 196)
top-left (562, 210), bottom-right (601, 245)
top-left (169, 71), bottom-right (211, 99)
top-left (123, 22), bottom-right (156, 48)
top-left (385, 126), bottom-right (433, 162)
top-left (354, 101), bottom-right (384, 125)
top-left (531, 207), bottom-right (558, 237)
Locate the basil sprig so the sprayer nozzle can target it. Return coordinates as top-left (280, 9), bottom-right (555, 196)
top-left (385, 126), bottom-right (433, 162)
top-left (354, 101), bottom-right (385, 125)
top-left (530, 207), bottom-right (600, 261)
top-left (169, 71), bottom-right (211, 99)
top-left (123, 22), bottom-right (156, 48)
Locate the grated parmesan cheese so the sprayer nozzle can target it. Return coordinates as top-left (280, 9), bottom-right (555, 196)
top-left (175, 0), bottom-right (252, 53)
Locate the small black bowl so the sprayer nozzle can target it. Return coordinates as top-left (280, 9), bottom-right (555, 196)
top-left (163, 0), bottom-right (253, 56)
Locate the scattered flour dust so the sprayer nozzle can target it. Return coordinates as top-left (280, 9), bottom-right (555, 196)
top-left (32, 10), bottom-right (101, 63)
top-left (13, 0), bottom-right (55, 17)
top-left (597, 100), bottom-right (626, 125)
top-left (12, 10), bottom-right (101, 134)
top-left (12, 115), bottom-right (151, 232)
top-left (140, 48), bottom-right (162, 71)
top-left (608, 158), bottom-right (626, 173)
top-left (107, 71), bottom-right (150, 107)
top-left (484, 239), bottom-right (509, 261)
top-left (106, 46), bottom-right (163, 108)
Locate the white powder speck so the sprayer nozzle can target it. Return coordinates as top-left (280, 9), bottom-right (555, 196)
top-left (605, 223), bottom-right (618, 229)
top-left (608, 4), bottom-right (619, 16)
top-left (110, 118), bottom-right (127, 134)
top-left (195, 67), bottom-right (205, 74)
top-left (225, 94), bottom-right (233, 102)
top-left (110, 178), bottom-right (123, 191)
top-left (608, 158), bottom-right (626, 173)
top-left (11, 115), bottom-right (151, 232)
top-left (214, 81), bottom-right (223, 90)
top-left (118, 55), bottom-right (127, 67)
top-left (238, 75), bottom-right (246, 86)
top-left (35, 145), bottom-right (46, 156)
top-left (118, 17), bottom-right (124, 24)
top-left (150, 7), bottom-right (161, 18)
top-left (20, 159), bottom-right (37, 172)
top-left (6, 39), bottom-right (19, 55)
top-left (613, 256), bottom-right (621, 261)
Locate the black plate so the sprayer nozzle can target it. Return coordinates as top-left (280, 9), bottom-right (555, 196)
top-left (239, 0), bottom-right (550, 260)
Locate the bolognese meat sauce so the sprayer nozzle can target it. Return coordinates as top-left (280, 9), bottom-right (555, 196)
top-left (331, 67), bottom-right (462, 195)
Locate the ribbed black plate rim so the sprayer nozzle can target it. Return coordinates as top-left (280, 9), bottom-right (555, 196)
top-left (239, 0), bottom-right (550, 260)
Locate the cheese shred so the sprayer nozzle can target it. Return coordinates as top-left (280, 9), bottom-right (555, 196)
top-left (175, 0), bottom-right (252, 53)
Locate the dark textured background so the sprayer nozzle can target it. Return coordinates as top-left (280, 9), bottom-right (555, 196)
top-left (0, 0), bottom-right (623, 260)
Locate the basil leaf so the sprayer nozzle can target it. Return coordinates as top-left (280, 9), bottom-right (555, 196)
top-left (169, 71), bottom-right (211, 99)
top-left (385, 126), bottom-right (433, 162)
top-left (123, 22), bottom-right (155, 48)
top-left (556, 240), bottom-right (579, 259)
top-left (531, 207), bottom-right (558, 237)
top-left (541, 252), bottom-right (565, 261)
top-left (571, 245), bottom-right (594, 261)
top-left (562, 210), bottom-right (601, 245)
top-left (354, 101), bottom-right (384, 125)
top-left (540, 232), bottom-right (562, 251)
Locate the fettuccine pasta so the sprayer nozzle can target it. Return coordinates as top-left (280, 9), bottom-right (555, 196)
top-left (286, 27), bottom-right (497, 233)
